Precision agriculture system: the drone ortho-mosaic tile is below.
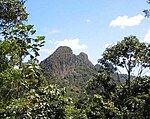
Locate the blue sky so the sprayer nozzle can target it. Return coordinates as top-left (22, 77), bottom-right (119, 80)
top-left (26, 0), bottom-right (150, 65)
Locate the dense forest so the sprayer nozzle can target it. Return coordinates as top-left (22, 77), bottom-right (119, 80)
top-left (0, 0), bottom-right (150, 118)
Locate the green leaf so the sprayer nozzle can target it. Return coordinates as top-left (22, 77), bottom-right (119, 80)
top-left (35, 36), bottom-right (45, 42)
top-left (30, 30), bottom-right (36, 35)
top-left (26, 25), bottom-right (34, 31)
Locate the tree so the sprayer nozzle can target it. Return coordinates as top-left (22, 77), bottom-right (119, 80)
top-left (0, 0), bottom-right (28, 72)
top-left (86, 69), bottom-right (117, 99)
top-left (2, 85), bottom-right (68, 118)
top-left (116, 76), bottom-right (150, 118)
top-left (143, 0), bottom-right (150, 17)
top-left (0, 0), bottom-right (46, 116)
top-left (83, 70), bottom-right (122, 118)
top-left (0, 22), bottom-right (45, 101)
top-left (99, 36), bottom-right (150, 94)
top-left (0, 1), bottom-right (86, 118)
top-left (0, 0), bottom-right (45, 77)
top-left (0, 0), bottom-right (28, 31)
top-left (0, 0), bottom-right (29, 72)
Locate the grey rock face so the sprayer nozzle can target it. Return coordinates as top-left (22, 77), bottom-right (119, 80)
top-left (40, 46), bottom-right (95, 79)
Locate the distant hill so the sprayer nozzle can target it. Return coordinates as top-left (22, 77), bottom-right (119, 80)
top-left (40, 46), bottom-right (96, 101)
top-left (40, 46), bottom-right (131, 102)
top-left (40, 46), bottom-right (95, 78)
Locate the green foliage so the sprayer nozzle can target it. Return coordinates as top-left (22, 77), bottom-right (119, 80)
top-left (0, 0), bottom-right (149, 118)
top-left (0, 1), bottom-right (85, 118)
top-left (2, 85), bottom-right (69, 118)
top-left (77, 70), bottom-right (150, 118)
top-left (99, 36), bottom-right (150, 95)
top-left (0, 0), bottom-right (28, 30)
top-left (0, 84), bottom-right (88, 119)
top-left (100, 36), bottom-right (149, 75)
top-left (116, 76), bottom-right (150, 118)
top-left (76, 36), bottom-right (150, 118)
top-left (65, 105), bottom-right (87, 119)
top-left (1, 24), bottom-right (45, 68)
top-left (86, 94), bottom-right (122, 119)
top-left (86, 71), bottom-right (117, 99)
top-left (0, 23), bottom-right (45, 104)
top-left (82, 70), bottom-right (122, 119)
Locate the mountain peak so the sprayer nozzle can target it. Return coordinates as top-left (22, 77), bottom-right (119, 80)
top-left (78, 52), bottom-right (88, 60)
top-left (53, 46), bottom-right (73, 55)
top-left (40, 46), bottom-right (95, 78)
top-left (40, 46), bottom-right (96, 102)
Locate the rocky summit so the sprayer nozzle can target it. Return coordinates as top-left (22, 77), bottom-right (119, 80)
top-left (40, 46), bottom-right (96, 101)
top-left (40, 46), bottom-right (95, 79)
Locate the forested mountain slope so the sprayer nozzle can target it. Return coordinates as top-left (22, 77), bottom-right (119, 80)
top-left (40, 46), bottom-right (96, 101)
top-left (40, 46), bottom-right (128, 101)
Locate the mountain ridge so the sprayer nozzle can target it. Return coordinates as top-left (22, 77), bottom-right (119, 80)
top-left (39, 46), bottom-right (130, 102)
top-left (40, 46), bottom-right (96, 101)
top-left (40, 46), bottom-right (95, 79)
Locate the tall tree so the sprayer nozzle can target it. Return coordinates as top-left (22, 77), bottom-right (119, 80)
top-left (0, 0), bottom-right (29, 72)
top-left (99, 36), bottom-right (150, 94)
top-left (0, 0), bottom-right (45, 109)
top-left (0, 1), bottom-right (83, 118)
top-left (0, 0), bottom-right (28, 31)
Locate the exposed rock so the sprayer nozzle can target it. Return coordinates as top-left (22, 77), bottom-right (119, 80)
top-left (40, 46), bottom-right (96, 102)
top-left (39, 46), bottom-right (127, 102)
top-left (40, 46), bottom-right (95, 79)
top-left (94, 64), bottom-right (101, 71)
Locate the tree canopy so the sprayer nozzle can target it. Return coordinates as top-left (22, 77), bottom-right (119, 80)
top-left (0, 0), bottom-right (28, 30)
top-left (99, 36), bottom-right (150, 94)
top-left (0, 0), bottom-right (150, 118)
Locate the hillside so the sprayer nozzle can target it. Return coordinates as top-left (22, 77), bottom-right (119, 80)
top-left (40, 46), bottom-right (132, 101)
top-left (40, 46), bottom-right (96, 101)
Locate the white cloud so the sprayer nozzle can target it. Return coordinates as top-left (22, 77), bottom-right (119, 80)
top-left (40, 48), bottom-right (54, 54)
top-left (49, 40), bottom-right (53, 44)
top-left (104, 43), bottom-right (116, 49)
top-left (39, 38), bottom-right (88, 56)
top-left (110, 14), bottom-right (144, 29)
top-left (144, 29), bottom-right (150, 43)
top-left (48, 29), bottom-right (60, 34)
top-left (104, 43), bottom-right (112, 48)
top-left (54, 38), bottom-right (88, 51)
top-left (41, 27), bottom-right (60, 35)
top-left (48, 39), bottom-right (56, 44)
top-left (86, 19), bottom-right (92, 23)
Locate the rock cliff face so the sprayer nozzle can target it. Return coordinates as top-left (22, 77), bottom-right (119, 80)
top-left (40, 46), bottom-right (95, 79)
top-left (40, 47), bottom-right (127, 102)
top-left (40, 46), bottom-right (96, 101)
